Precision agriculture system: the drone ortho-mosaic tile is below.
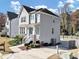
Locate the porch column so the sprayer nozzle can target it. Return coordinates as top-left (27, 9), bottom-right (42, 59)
top-left (33, 26), bottom-right (36, 46)
top-left (33, 26), bottom-right (36, 35)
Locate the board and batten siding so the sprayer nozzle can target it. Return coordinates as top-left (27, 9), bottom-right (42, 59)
top-left (5, 17), bottom-right (19, 37)
top-left (10, 18), bottom-right (19, 37)
top-left (19, 7), bottom-right (29, 35)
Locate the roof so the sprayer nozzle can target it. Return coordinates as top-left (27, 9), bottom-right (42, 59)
top-left (23, 5), bottom-right (35, 12)
top-left (35, 8), bottom-right (59, 17)
top-left (20, 5), bottom-right (59, 17)
top-left (7, 11), bottom-right (18, 20)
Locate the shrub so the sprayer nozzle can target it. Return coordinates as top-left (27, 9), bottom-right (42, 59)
top-left (1, 34), bottom-right (6, 37)
top-left (9, 35), bottom-right (23, 46)
top-left (14, 35), bottom-right (23, 43)
top-left (9, 39), bottom-right (19, 46)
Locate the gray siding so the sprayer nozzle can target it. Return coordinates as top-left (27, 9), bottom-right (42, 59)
top-left (6, 17), bottom-right (19, 37)
top-left (40, 13), bottom-right (60, 43)
top-left (10, 18), bottom-right (19, 37)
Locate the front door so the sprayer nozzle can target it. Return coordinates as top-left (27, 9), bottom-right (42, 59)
top-left (29, 27), bottom-right (33, 35)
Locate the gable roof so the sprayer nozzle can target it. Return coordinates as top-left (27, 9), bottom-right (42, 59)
top-left (18, 5), bottom-right (35, 18)
top-left (35, 8), bottom-right (59, 17)
top-left (7, 11), bottom-right (18, 20)
top-left (23, 5), bottom-right (35, 12)
top-left (19, 5), bottom-right (59, 17)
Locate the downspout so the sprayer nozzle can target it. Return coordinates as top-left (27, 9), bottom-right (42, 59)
top-left (10, 20), bottom-right (11, 37)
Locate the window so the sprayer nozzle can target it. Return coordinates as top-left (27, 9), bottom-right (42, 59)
top-left (29, 14), bottom-right (40, 23)
top-left (36, 14), bottom-right (40, 23)
top-left (21, 16), bottom-right (26, 22)
top-left (36, 27), bottom-right (39, 34)
top-left (30, 14), bottom-right (35, 20)
top-left (52, 28), bottom-right (54, 34)
top-left (29, 27), bottom-right (33, 35)
top-left (53, 20), bottom-right (55, 23)
top-left (20, 27), bottom-right (25, 34)
top-left (29, 14), bottom-right (35, 23)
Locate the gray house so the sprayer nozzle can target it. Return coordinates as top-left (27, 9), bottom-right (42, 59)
top-left (5, 12), bottom-right (19, 37)
top-left (19, 5), bottom-right (60, 44)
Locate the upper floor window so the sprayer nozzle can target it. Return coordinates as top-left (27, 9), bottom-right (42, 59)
top-left (53, 20), bottom-right (55, 23)
top-left (36, 14), bottom-right (40, 21)
top-left (29, 14), bottom-right (35, 24)
top-left (52, 28), bottom-right (54, 34)
top-left (30, 14), bottom-right (35, 20)
top-left (21, 16), bottom-right (26, 22)
top-left (29, 14), bottom-right (40, 23)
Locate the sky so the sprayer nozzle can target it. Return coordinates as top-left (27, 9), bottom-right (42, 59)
top-left (0, 0), bottom-right (79, 14)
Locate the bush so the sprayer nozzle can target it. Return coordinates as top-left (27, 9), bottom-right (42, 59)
top-left (9, 39), bottom-right (18, 46)
top-left (9, 35), bottom-right (23, 46)
top-left (42, 43), bottom-right (49, 46)
top-left (14, 35), bottom-right (23, 43)
top-left (1, 34), bottom-right (6, 37)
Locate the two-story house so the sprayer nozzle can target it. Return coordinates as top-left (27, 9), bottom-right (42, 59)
top-left (5, 12), bottom-right (18, 37)
top-left (19, 5), bottom-right (60, 44)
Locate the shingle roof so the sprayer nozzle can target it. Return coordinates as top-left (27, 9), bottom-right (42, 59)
top-left (35, 8), bottom-right (59, 17)
top-left (23, 5), bottom-right (35, 12)
top-left (21, 5), bottom-right (59, 17)
top-left (7, 11), bottom-right (18, 20)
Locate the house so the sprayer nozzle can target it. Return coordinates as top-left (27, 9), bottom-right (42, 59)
top-left (71, 10), bottom-right (79, 34)
top-left (19, 5), bottom-right (60, 44)
top-left (5, 12), bottom-right (19, 37)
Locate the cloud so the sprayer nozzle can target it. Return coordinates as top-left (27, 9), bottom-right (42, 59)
top-left (35, 5), bottom-right (47, 9)
top-left (66, 0), bottom-right (74, 3)
top-left (69, 4), bottom-right (75, 8)
top-left (58, 1), bottom-right (64, 8)
top-left (76, 0), bottom-right (79, 1)
top-left (30, 6), bottom-right (34, 8)
top-left (11, 1), bottom-right (21, 14)
top-left (49, 8), bottom-right (58, 14)
top-left (76, 7), bottom-right (79, 9)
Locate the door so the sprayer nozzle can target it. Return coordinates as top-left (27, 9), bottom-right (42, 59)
top-left (29, 27), bottom-right (33, 35)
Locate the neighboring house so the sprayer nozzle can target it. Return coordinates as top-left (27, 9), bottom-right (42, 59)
top-left (19, 5), bottom-right (60, 44)
top-left (71, 10), bottom-right (79, 34)
top-left (5, 12), bottom-right (18, 37)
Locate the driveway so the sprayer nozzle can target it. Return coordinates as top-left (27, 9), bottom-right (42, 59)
top-left (3, 46), bottom-right (69, 59)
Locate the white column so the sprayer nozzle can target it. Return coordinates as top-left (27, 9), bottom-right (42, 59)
top-left (25, 27), bottom-right (27, 34)
top-left (33, 26), bottom-right (36, 46)
top-left (33, 26), bottom-right (36, 35)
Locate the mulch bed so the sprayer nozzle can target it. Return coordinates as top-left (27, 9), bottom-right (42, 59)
top-left (18, 46), bottom-right (26, 50)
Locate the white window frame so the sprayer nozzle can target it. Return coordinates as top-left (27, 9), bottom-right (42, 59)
top-left (30, 14), bottom-right (35, 23)
top-left (36, 14), bottom-right (40, 23)
top-left (21, 16), bottom-right (26, 23)
top-left (20, 27), bottom-right (25, 34)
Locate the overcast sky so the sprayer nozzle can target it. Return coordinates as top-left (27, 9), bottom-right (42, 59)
top-left (0, 0), bottom-right (79, 14)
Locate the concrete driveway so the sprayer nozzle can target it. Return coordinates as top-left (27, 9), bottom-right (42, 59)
top-left (3, 46), bottom-right (68, 59)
